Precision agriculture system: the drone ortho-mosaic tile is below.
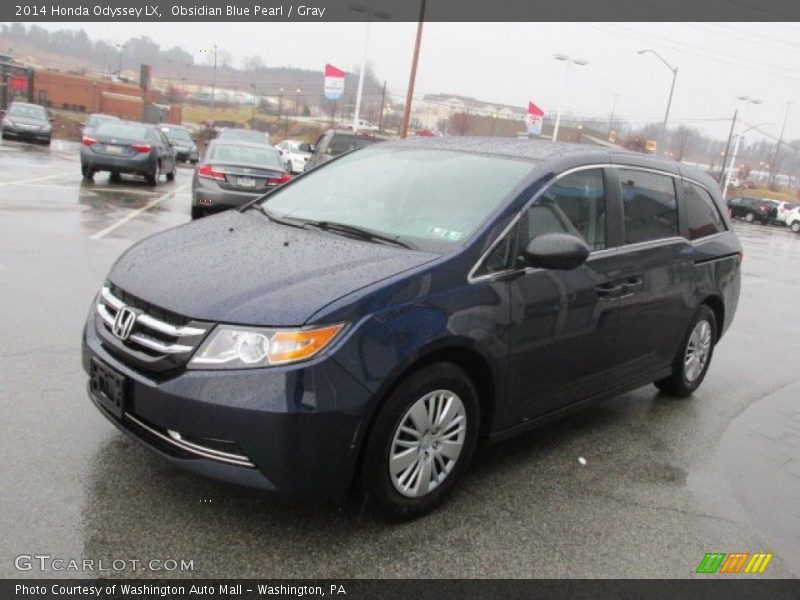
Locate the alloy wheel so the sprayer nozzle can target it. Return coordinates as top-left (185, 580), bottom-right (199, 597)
top-left (684, 320), bottom-right (712, 383)
top-left (389, 389), bottom-right (467, 498)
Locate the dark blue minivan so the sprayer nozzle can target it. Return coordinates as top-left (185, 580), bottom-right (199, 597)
top-left (83, 138), bottom-right (741, 519)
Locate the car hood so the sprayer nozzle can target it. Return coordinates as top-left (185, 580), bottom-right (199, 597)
top-left (6, 115), bottom-right (48, 127)
top-left (107, 210), bottom-right (439, 326)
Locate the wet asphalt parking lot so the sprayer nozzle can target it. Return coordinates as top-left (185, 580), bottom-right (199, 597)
top-left (1, 138), bottom-right (799, 579)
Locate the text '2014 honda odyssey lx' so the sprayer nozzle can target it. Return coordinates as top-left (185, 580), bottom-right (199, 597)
top-left (83, 138), bottom-right (741, 519)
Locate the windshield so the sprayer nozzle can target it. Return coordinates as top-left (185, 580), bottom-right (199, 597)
top-left (86, 115), bottom-right (117, 128)
top-left (261, 147), bottom-right (534, 248)
top-left (163, 128), bottom-right (192, 142)
top-left (95, 122), bottom-right (149, 139)
top-left (8, 104), bottom-right (47, 120)
top-left (209, 143), bottom-right (282, 168)
top-left (218, 129), bottom-right (267, 144)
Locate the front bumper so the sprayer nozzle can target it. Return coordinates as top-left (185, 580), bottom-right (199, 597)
top-left (2, 125), bottom-right (50, 141)
top-left (82, 315), bottom-right (373, 500)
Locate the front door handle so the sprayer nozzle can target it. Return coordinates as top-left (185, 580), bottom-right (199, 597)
top-left (595, 283), bottom-right (623, 298)
top-left (620, 276), bottom-right (643, 295)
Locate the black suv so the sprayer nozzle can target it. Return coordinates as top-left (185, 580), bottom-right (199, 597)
top-left (84, 139), bottom-right (741, 518)
top-left (305, 129), bottom-right (387, 170)
top-left (727, 196), bottom-right (777, 224)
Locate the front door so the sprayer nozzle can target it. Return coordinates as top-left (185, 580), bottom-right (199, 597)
top-left (504, 167), bottom-right (622, 424)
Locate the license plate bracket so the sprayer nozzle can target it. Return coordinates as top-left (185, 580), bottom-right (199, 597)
top-left (90, 359), bottom-right (126, 419)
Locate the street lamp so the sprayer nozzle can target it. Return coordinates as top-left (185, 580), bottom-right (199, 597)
top-left (637, 49), bottom-right (678, 153)
top-left (115, 43), bottom-right (126, 77)
top-left (250, 83), bottom-right (257, 123)
top-left (723, 95), bottom-right (763, 198)
top-left (295, 87), bottom-right (301, 118)
top-left (350, 4), bottom-right (391, 132)
top-left (552, 54), bottom-right (588, 142)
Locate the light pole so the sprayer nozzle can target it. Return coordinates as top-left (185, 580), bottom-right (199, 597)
top-left (770, 101), bottom-right (792, 186)
top-left (115, 43), bottom-right (126, 77)
top-left (401, 0), bottom-right (426, 138)
top-left (210, 45), bottom-right (217, 127)
top-left (637, 49), bottom-right (678, 154)
top-left (552, 54), bottom-right (588, 142)
top-left (350, 5), bottom-right (391, 132)
top-left (250, 83), bottom-right (257, 123)
top-left (295, 87), bottom-right (301, 119)
top-left (723, 96), bottom-right (763, 198)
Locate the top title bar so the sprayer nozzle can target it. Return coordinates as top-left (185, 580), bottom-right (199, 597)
top-left (4, 0), bottom-right (800, 22)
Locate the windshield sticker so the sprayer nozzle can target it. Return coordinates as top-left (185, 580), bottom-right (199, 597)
top-left (427, 227), bottom-right (463, 241)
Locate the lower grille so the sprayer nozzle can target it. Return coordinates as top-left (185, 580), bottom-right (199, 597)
top-left (95, 285), bottom-right (211, 374)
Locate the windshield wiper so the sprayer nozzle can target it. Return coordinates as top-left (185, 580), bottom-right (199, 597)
top-left (250, 204), bottom-right (308, 229)
top-left (304, 220), bottom-right (414, 249)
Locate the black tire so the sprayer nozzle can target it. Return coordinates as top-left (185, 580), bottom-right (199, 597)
top-left (166, 165), bottom-right (176, 182)
top-left (190, 206), bottom-right (203, 220)
top-left (361, 362), bottom-right (480, 520)
top-left (147, 161), bottom-right (160, 186)
top-left (1, 131), bottom-right (8, 140)
top-left (655, 305), bottom-right (717, 398)
top-left (109, 171), bottom-right (121, 183)
top-left (81, 164), bottom-right (94, 181)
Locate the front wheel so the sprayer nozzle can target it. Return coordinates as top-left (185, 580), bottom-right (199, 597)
top-left (361, 363), bottom-right (480, 520)
top-left (791, 221), bottom-right (800, 233)
top-left (745, 212), bottom-right (755, 223)
top-left (655, 305), bottom-right (716, 398)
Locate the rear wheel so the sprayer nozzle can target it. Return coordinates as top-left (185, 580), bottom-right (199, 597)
top-left (109, 171), bottom-right (121, 183)
top-left (655, 305), bottom-right (716, 398)
top-left (81, 164), bottom-right (94, 181)
top-left (166, 164), bottom-right (176, 182)
top-left (745, 212), bottom-right (755, 223)
top-left (361, 363), bottom-right (480, 520)
top-left (190, 206), bottom-right (203, 220)
top-left (147, 161), bottom-right (160, 186)
top-left (791, 221), bottom-right (800, 233)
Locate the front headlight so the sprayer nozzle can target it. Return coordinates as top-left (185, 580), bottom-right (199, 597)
top-left (187, 323), bottom-right (345, 369)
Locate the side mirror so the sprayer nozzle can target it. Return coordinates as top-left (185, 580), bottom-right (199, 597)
top-left (523, 233), bottom-right (589, 270)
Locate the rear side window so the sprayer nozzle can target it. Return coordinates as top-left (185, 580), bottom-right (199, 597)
top-left (685, 182), bottom-right (726, 240)
top-left (620, 169), bottom-right (678, 244)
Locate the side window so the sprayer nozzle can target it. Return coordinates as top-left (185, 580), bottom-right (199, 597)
top-left (685, 182), bottom-right (726, 240)
top-left (520, 168), bottom-right (606, 252)
top-left (619, 169), bottom-right (678, 244)
top-left (474, 232), bottom-right (515, 277)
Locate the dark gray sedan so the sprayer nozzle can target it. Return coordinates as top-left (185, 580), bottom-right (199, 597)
top-left (81, 121), bottom-right (177, 185)
top-left (1, 102), bottom-right (53, 145)
top-left (191, 141), bottom-right (290, 219)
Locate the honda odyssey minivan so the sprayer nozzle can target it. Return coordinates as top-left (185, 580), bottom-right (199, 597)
top-left (83, 138), bottom-right (741, 519)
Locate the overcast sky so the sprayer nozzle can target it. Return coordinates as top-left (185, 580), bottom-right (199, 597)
top-left (31, 21), bottom-right (800, 141)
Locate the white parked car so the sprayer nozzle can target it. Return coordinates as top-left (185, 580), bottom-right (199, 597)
top-left (274, 139), bottom-right (312, 174)
top-left (773, 200), bottom-right (800, 224)
top-left (351, 118), bottom-right (379, 132)
top-left (784, 206), bottom-right (800, 233)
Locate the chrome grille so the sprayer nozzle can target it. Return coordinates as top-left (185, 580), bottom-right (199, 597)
top-left (95, 285), bottom-right (210, 373)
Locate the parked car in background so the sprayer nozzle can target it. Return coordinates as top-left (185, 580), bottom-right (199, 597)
top-left (84, 139), bottom-right (741, 519)
top-left (1, 101), bottom-right (53, 145)
top-left (216, 128), bottom-right (271, 146)
top-left (349, 118), bottom-right (379, 132)
top-left (191, 140), bottom-right (289, 219)
top-left (275, 139), bottom-right (312, 173)
top-left (83, 113), bottom-right (120, 137)
top-left (81, 120), bottom-right (177, 185)
top-left (160, 125), bottom-right (199, 164)
top-left (773, 200), bottom-right (799, 224)
top-left (785, 206), bottom-right (800, 233)
top-left (727, 196), bottom-right (777, 224)
top-left (305, 129), bottom-right (387, 170)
